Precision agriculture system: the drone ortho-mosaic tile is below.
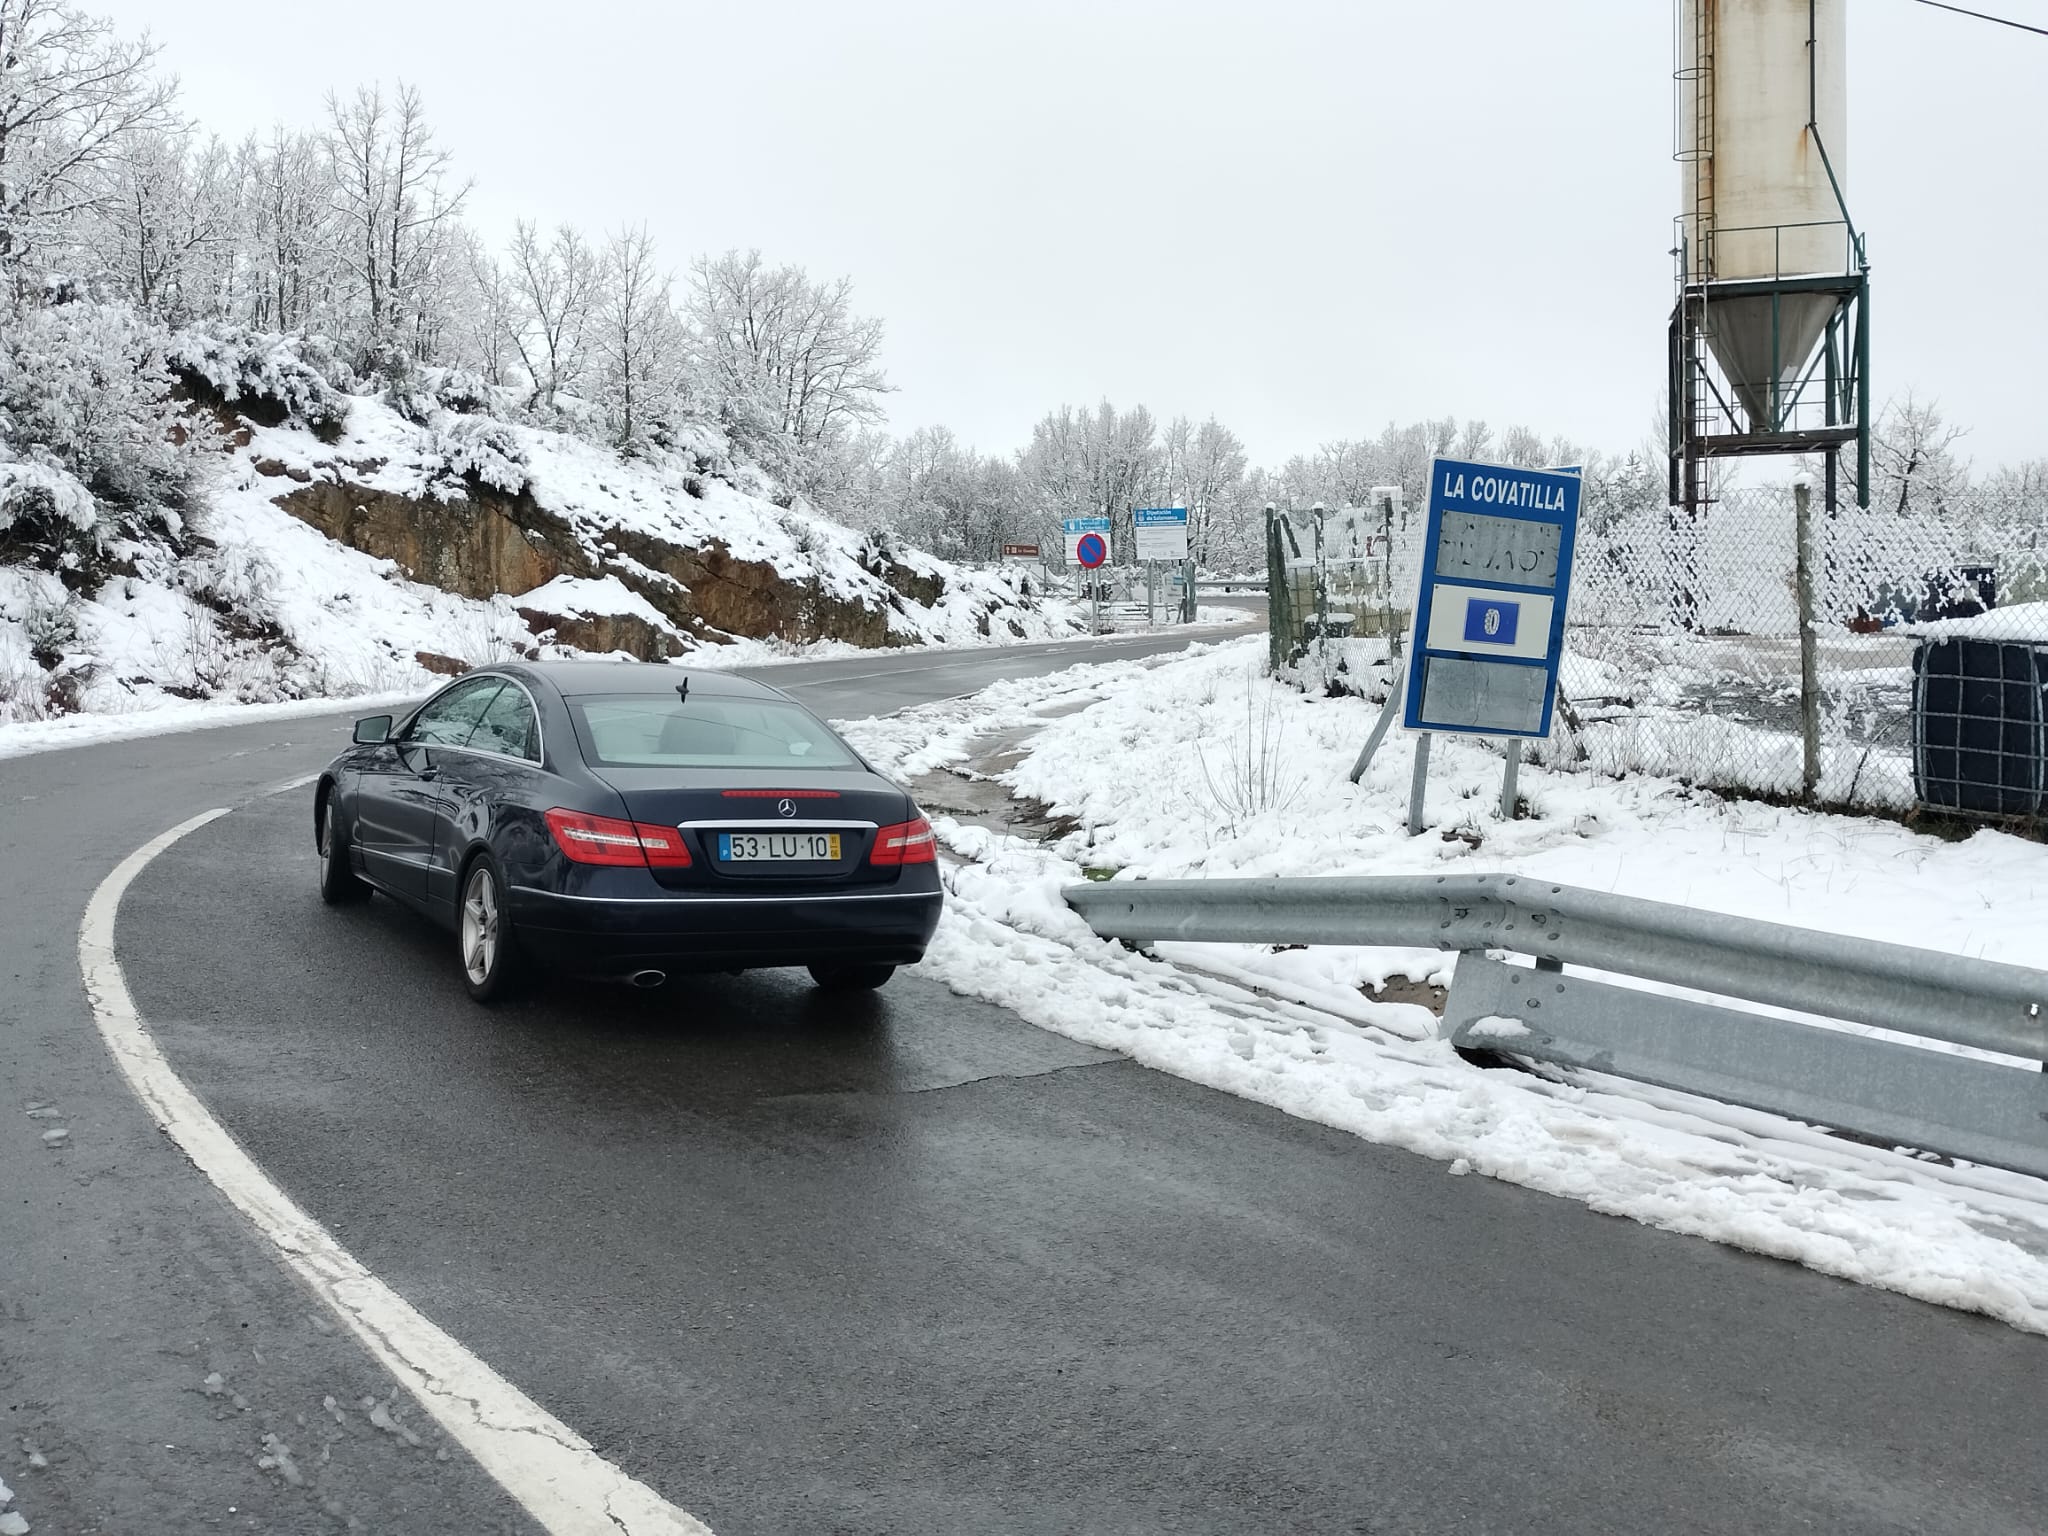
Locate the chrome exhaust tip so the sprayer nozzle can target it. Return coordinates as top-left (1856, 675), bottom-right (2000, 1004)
top-left (627, 969), bottom-right (667, 989)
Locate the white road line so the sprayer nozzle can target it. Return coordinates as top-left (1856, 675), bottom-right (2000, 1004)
top-left (80, 810), bottom-right (715, 1536)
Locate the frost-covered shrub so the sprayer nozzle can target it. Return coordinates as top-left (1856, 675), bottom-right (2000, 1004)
top-left (0, 456), bottom-right (97, 542)
top-left (389, 366), bottom-right (499, 426)
top-left (861, 528), bottom-right (901, 572)
top-left (437, 417), bottom-right (529, 497)
top-left (165, 326), bottom-right (350, 439)
top-left (0, 304), bottom-right (196, 561)
top-left (21, 585), bottom-right (84, 666)
top-left (180, 541), bottom-right (283, 628)
top-left (427, 367), bottom-right (495, 416)
top-left (285, 334), bottom-right (360, 394)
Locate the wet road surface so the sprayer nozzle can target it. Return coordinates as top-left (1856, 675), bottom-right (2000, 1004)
top-left (6, 624), bottom-right (2046, 1534)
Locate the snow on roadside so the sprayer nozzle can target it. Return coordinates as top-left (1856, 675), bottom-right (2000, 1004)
top-left (840, 633), bottom-right (2048, 1335)
top-left (0, 690), bottom-right (419, 762)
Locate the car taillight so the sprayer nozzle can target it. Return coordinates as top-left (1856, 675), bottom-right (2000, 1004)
top-left (544, 808), bottom-right (692, 868)
top-left (870, 816), bottom-right (937, 866)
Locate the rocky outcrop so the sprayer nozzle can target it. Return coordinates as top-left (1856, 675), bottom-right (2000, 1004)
top-left (596, 522), bottom-right (906, 650)
top-left (274, 468), bottom-right (944, 659)
top-left (513, 605), bottom-right (680, 660)
top-left (277, 479), bottom-right (591, 604)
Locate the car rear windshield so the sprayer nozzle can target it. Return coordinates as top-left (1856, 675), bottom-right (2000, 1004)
top-left (570, 695), bottom-right (858, 769)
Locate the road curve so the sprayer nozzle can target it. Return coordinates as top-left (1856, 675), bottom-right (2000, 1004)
top-left (5, 627), bottom-right (2046, 1535)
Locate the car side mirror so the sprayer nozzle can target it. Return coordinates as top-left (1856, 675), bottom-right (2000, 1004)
top-left (353, 714), bottom-right (393, 745)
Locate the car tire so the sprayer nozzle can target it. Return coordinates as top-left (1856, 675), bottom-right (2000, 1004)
top-left (807, 962), bottom-right (896, 991)
top-left (317, 794), bottom-right (371, 906)
top-left (459, 854), bottom-right (522, 1002)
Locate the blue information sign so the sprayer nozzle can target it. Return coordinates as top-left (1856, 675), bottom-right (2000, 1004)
top-left (1401, 457), bottom-right (1581, 740)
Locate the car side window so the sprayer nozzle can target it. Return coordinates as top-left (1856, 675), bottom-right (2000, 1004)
top-left (467, 683), bottom-right (541, 762)
top-left (408, 678), bottom-right (505, 747)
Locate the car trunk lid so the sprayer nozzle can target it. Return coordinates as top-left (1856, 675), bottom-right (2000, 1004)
top-left (585, 766), bottom-right (914, 888)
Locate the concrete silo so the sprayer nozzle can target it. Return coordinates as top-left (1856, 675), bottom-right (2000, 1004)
top-left (1670, 0), bottom-right (1870, 512)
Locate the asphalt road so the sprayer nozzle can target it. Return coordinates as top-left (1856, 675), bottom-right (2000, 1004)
top-left (5, 622), bottom-right (2046, 1535)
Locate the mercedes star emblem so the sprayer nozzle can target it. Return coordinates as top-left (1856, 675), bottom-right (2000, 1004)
top-left (777, 798), bottom-right (797, 818)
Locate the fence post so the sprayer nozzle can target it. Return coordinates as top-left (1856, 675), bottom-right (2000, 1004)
top-left (1265, 504), bottom-right (1287, 671)
top-left (1795, 480), bottom-right (1822, 803)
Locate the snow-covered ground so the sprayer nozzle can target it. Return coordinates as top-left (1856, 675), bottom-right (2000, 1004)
top-left (1, 376), bottom-right (1097, 737)
top-left (837, 635), bottom-right (2048, 1336)
top-left (0, 615), bottom-right (1253, 763)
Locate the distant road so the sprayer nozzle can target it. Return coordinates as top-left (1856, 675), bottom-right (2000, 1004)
top-left (3, 625), bottom-right (2042, 1536)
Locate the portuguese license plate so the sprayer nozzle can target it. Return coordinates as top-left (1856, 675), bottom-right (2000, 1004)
top-left (719, 831), bottom-right (841, 862)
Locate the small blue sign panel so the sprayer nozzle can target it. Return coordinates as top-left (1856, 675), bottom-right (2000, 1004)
top-left (1402, 457), bottom-right (1581, 740)
top-left (1463, 598), bottom-right (1519, 646)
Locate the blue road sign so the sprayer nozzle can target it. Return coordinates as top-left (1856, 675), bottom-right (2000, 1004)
top-left (1076, 532), bottom-right (1108, 569)
top-left (1402, 458), bottom-right (1581, 740)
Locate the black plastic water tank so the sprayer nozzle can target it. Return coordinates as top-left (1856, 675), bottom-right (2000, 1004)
top-left (1912, 637), bottom-right (2048, 816)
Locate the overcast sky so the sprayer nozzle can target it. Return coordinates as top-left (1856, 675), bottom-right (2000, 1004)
top-left (93, 0), bottom-right (2047, 471)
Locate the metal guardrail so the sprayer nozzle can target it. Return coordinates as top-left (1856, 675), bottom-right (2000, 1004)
top-left (1063, 874), bottom-right (2048, 1180)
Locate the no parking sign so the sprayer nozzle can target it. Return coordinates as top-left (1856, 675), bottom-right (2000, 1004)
top-left (1063, 517), bottom-right (1111, 568)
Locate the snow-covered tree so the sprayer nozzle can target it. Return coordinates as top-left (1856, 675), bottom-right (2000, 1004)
top-left (0, 301), bottom-right (195, 561)
top-left (0, 0), bottom-right (177, 303)
top-left (507, 219), bottom-right (598, 411)
top-left (1013, 401), bottom-right (1161, 562)
top-left (239, 127), bottom-right (332, 333)
top-left (683, 248), bottom-right (891, 488)
top-left (1177, 417), bottom-right (1249, 567)
top-left (592, 224), bottom-right (680, 451)
top-left (443, 228), bottom-right (518, 389)
top-left (94, 128), bottom-right (240, 324)
top-left (323, 82), bottom-right (469, 367)
top-left (1861, 394), bottom-right (1970, 518)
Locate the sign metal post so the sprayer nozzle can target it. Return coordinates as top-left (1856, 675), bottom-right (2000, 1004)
top-left (1067, 518), bottom-right (1110, 636)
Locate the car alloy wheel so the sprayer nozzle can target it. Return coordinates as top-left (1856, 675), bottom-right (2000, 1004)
top-left (462, 864), bottom-right (501, 987)
top-left (318, 797), bottom-right (369, 905)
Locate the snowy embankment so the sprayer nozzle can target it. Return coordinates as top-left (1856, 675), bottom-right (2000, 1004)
top-left (1, 337), bottom-right (1085, 738)
top-left (838, 635), bottom-right (2048, 1335)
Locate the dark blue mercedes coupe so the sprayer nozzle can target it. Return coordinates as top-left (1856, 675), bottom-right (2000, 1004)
top-left (313, 660), bottom-right (942, 1001)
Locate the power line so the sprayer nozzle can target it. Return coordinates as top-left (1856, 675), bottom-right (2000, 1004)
top-left (1910, 0), bottom-right (2048, 36)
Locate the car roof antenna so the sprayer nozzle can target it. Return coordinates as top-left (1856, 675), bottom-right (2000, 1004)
top-left (676, 677), bottom-right (689, 701)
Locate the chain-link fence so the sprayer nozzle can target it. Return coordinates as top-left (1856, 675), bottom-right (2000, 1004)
top-left (1267, 493), bottom-right (1421, 672)
top-left (1270, 490), bottom-right (2048, 824)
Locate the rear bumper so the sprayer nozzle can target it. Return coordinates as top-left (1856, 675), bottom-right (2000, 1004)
top-left (505, 881), bottom-right (943, 975)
